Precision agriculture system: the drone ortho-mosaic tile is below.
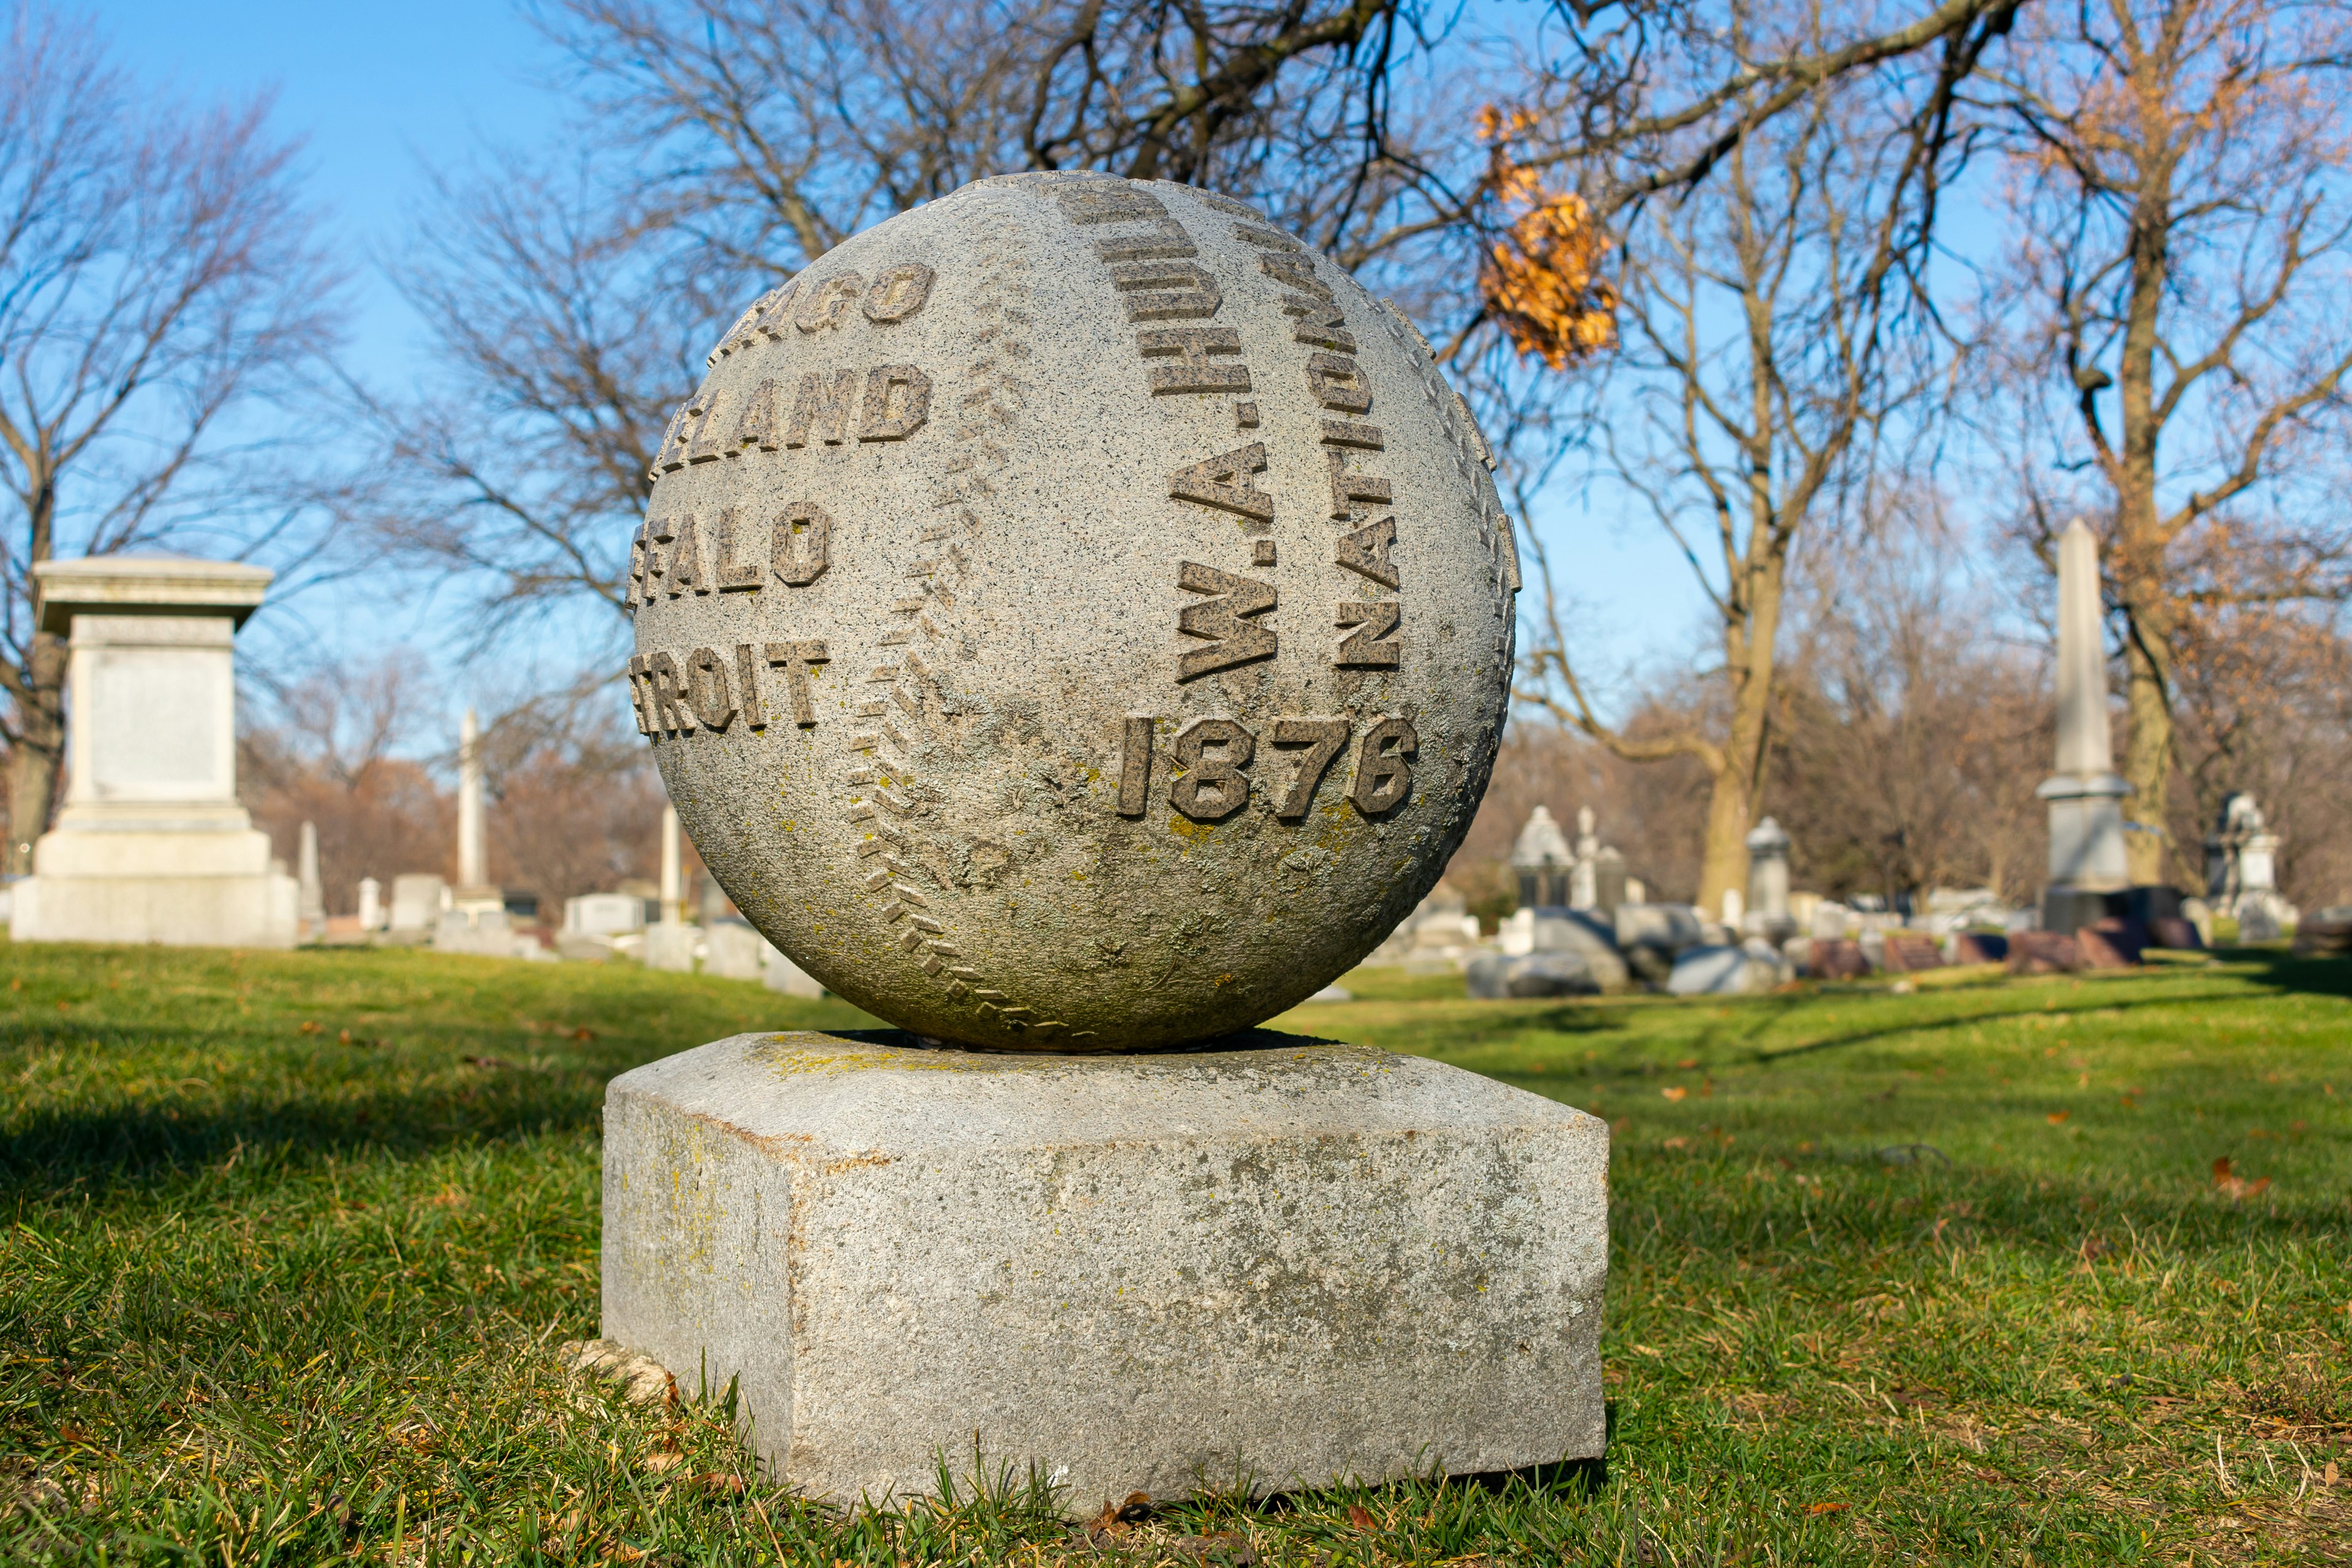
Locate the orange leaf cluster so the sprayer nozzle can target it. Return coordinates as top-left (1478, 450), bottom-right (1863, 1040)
top-left (1477, 106), bottom-right (1618, 371)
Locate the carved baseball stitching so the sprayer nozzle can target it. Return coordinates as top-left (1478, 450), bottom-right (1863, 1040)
top-left (838, 198), bottom-right (1091, 1046)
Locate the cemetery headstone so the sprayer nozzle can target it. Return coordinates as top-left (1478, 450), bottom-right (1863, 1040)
top-left (9, 557), bottom-right (297, 947)
top-left (602, 175), bottom-right (1602, 1510)
top-left (1806, 938), bottom-right (1871, 979)
top-left (1950, 931), bottom-right (2009, 965)
top-left (1464, 949), bottom-right (1599, 997)
top-left (2076, 917), bottom-right (2144, 968)
top-left (2291, 909), bottom-right (2352, 958)
top-left (2007, 930), bottom-right (2081, 974)
top-left (763, 945), bottom-right (826, 997)
top-left (1880, 932), bottom-right (1945, 973)
top-left (356, 876), bottom-right (385, 932)
top-left (1510, 805), bottom-right (1574, 910)
top-left (388, 873), bottom-right (447, 934)
top-left (2037, 519), bottom-right (2133, 935)
top-left (1743, 816), bottom-right (1795, 943)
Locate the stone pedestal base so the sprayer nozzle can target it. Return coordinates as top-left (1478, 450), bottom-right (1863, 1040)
top-left (11, 824), bottom-right (296, 948)
top-left (601, 1031), bottom-right (1608, 1513)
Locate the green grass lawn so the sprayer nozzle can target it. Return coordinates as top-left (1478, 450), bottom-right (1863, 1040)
top-left (1, 941), bottom-right (2346, 1564)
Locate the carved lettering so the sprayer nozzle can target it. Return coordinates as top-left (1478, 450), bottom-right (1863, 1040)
top-left (771, 502), bottom-right (832, 586)
top-left (735, 379), bottom-right (786, 451)
top-left (712, 508), bottom-right (762, 590)
top-left (628, 526), bottom-right (650, 603)
top-left (1326, 450), bottom-right (1392, 518)
top-left (1252, 538), bottom-right (1277, 566)
top-left (1306, 352), bottom-right (1370, 413)
top-left (1168, 443), bottom-right (1274, 521)
top-left (1336, 516), bottom-right (1399, 589)
top-left (1194, 190), bottom-right (1267, 220)
top-left (1096, 223), bottom-right (1196, 262)
top-left (1284, 297), bottom-right (1356, 353)
top-left (641, 518), bottom-right (674, 603)
top-left (686, 390), bottom-right (737, 462)
top-left (1335, 601), bottom-right (1401, 668)
top-left (1117, 714), bottom-right (1154, 816)
top-left (1137, 328), bottom-right (1250, 394)
top-left (1233, 224), bottom-right (1304, 252)
top-left (1175, 561), bottom-right (1278, 680)
top-left (1170, 717), bottom-right (1253, 821)
top-left (647, 650), bottom-right (694, 734)
top-left (1257, 252), bottom-right (1330, 298)
top-left (627, 654), bottom-right (654, 734)
top-left (1055, 183), bottom-right (1167, 225)
top-left (734, 642), bottom-right (765, 727)
top-left (1350, 717), bottom-right (1416, 814)
top-left (764, 640), bottom-right (831, 726)
top-left (795, 274), bottom-right (864, 333)
top-left (665, 514), bottom-right (707, 595)
top-left (709, 280), bottom-right (796, 364)
top-left (786, 369), bottom-right (861, 447)
top-left (858, 365), bottom-right (932, 440)
top-left (651, 400), bottom-right (702, 474)
top-left (1110, 260), bottom-right (1222, 321)
top-left (751, 280), bottom-right (802, 338)
top-left (1235, 401), bottom-right (1260, 428)
top-left (863, 263), bottom-right (935, 322)
top-left (687, 646), bottom-right (736, 729)
top-left (1268, 718), bottom-right (1349, 819)
top-left (1320, 418), bottom-right (1384, 450)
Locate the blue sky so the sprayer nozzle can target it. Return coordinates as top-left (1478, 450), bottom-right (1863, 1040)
top-left (77, 0), bottom-right (1727, 736)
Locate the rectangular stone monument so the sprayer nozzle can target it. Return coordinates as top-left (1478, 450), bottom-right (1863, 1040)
top-left (10, 557), bottom-right (297, 948)
top-left (603, 1031), bottom-right (1608, 1512)
top-left (388, 873), bottom-right (447, 932)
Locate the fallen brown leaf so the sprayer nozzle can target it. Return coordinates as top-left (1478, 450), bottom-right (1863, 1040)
top-left (298, 1020), bottom-right (320, 1035)
top-left (2212, 1156), bottom-right (2272, 1200)
top-left (1806, 1501), bottom-right (1848, 1516)
top-left (1661, 1086), bottom-right (1688, 1102)
top-left (2046, 1111), bottom-right (2070, 1125)
top-left (1675, 1058), bottom-right (1698, 1069)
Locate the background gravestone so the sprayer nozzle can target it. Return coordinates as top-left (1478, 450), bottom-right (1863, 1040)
top-left (10, 557), bottom-right (297, 948)
top-left (600, 175), bottom-right (1607, 1513)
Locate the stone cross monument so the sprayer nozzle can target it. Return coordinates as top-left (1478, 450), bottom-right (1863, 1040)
top-left (10, 556), bottom-right (296, 948)
top-left (598, 175), bottom-right (1605, 1513)
top-left (2037, 519), bottom-right (2131, 933)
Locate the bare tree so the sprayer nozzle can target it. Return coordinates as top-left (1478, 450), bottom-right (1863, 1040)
top-left (1985, 0), bottom-right (2352, 885)
top-left (0, 4), bottom-right (341, 870)
top-left (366, 0), bottom-right (2024, 650)
top-left (1499, 0), bottom-right (1991, 914)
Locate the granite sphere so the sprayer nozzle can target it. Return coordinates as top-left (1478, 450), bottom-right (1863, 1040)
top-left (627, 173), bottom-right (1517, 1049)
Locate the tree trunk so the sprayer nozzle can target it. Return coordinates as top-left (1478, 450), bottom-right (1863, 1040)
top-left (2119, 606), bottom-right (2173, 886)
top-left (6, 628), bottom-right (67, 873)
top-left (1695, 554), bottom-right (1784, 918)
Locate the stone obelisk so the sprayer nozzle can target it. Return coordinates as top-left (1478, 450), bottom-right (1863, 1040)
top-left (2037, 519), bottom-right (2130, 933)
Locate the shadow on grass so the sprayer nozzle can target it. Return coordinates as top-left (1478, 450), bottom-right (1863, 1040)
top-left (1743, 986), bottom-right (2256, 1064)
top-left (2233, 949), bottom-right (2352, 1000)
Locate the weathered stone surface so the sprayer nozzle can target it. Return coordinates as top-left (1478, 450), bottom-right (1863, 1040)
top-left (628, 175), bottom-right (1516, 1049)
top-left (601, 1030), bottom-right (1607, 1512)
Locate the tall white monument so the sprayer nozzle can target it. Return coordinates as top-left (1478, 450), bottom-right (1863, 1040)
top-left (2037, 519), bottom-right (2132, 933)
top-left (296, 820), bottom-right (325, 940)
top-left (10, 557), bottom-right (297, 948)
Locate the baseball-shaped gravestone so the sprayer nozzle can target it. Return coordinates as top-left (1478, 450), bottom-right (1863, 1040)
top-left (628, 173), bottom-right (1517, 1049)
